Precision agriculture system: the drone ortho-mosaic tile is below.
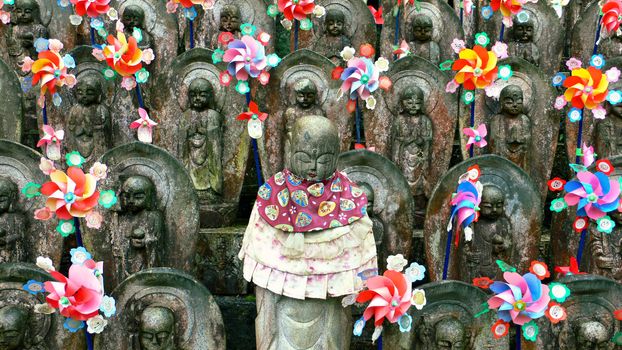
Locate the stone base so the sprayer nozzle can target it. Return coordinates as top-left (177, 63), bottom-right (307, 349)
top-left (215, 296), bottom-right (257, 350)
top-left (198, 196), bottom-right (238, 228)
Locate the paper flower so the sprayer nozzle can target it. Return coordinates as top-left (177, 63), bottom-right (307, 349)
top-left (36, 256), bottom-right (55, 272)
top-left (602, 0), bottom-right (622, 34)
top-left (545, 302), bottom-right (567, 324)
top-left (547, 177), bottom-right (566, 192)
top-left (37, 125), bottom-right (64, 161)
top-left (451, 44), bottom-right (499, 91)
top-left (0, 2), bottom-right (10, 24)
top-left (529, 261), bottom-right (550, 280)
top-left (447, 178), bottom-right (482, 245)
top-left (356, 270), bottom-right (412, 326)
top-left (39, 167), bottom-right (100, 220)
top-left (24, 280), bottom-right (46, 295)
top-left (473, 277), bottom-right (494, 289)
top-left (70, 0), bottom-right (110, 18)
top-left (130, 108), bottom-right (157, 143)
top-left (100, 31), bottom-right (144, 78)
top-left (223, 35), bottom-right (269, 82)
top-left (564, 171), bottom-right (620, 220)
top-left (236, 101), bottom-right (268, 139)
top-left (463, 124), bottom-right (488, 149)
top-left (411, 289), bottom-right (427, 310)
top-left (488, 272), bottom-right (551, 326)
top-left (386, 254), bottom-right (408, 272)
top-left (404, 262), bottom-right (426, 282)
top-left (29, 46), bottom-right (76, 107)
top-left (278, 0), bottom-right (315, 21)
top-left (491, 320), bottom-right (510, 339)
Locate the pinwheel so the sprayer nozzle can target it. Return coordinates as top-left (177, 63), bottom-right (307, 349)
top-left (29, 44), bottom-right (77, 107)
top-left (130, 108), bottom-right (157, 143)
top-left (237, 101), bottom-right (268, 139)
top-left (563, 66), bottom-right (609, 110)
top-left (101, 31), bottom-right (144, 77)
top-left (37, 125), bottom-right (65, 161)
top-left (564, 171), bottom-right (620, 220)
top-left (581, 143), bottom-right (596, 167)
top-left (223, 36), bottom-right (268, 81)
top-left (70, 0), bottom-right (110, 18)
top-left (355, 270), bottom-right (413, 326)
top-left (602, 0), bottom-right (622, 35)
top-left (488, 271), bottom-right (551, 326)
top-left (39, 167), bottom-right (100, 220)
top-left (464, 124), bottom-right (488, 150)
top-left (340, 57), bottom-right (381, 102)
top-left (447, 179), bottom-right (482, 245)
top-left (451, 45), bottom-right (499, 91)
top-left (488, 0), bottom-right (530, 27)
top-left (278, 0), bottom-right (316, 21)
top-left (554, 257), bottom-right (585, 276)
top-left (368, 6), bottom-right (383, 25)
top-left (393, 40), bottom-right (410, 59)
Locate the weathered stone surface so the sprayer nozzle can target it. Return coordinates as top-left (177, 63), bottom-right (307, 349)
top-left (0, 263), bottom-right (85, 349)
top-left (0, 140), bottom-right (61, 265)
top-left (203, 0), bottom-right (274, 50)
top-left (94, 267), bottom-right (226, 350)
top-left (384, 280), bottom-right (508, 349)
top-left (214, 296), bottom-right (257, 350)
top-left (570, 2), bottom-right (612, 63)
top-left (425, 155), bottom-right (542, 282)
top-left (0, 57), bottom-right (22, 143)
top-left (82, 142), bottom-right (200, 291)
top-left (337, 149), bottom-right (415, 266)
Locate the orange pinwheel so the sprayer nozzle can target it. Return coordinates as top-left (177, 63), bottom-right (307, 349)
top-left (40, 167), bottom-right (100, 220)
top-left (491, 0), bottom-right (523, 18)
top-left (452, 45), bottom-right (499, 91)
top-left (102, 32), bottom-right (144, 77)
top-left (31, 50), bottom-right (71, 97)
top-left (563, 66), bottom-right (609, 110)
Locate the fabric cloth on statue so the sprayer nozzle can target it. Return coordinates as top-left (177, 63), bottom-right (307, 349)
top-left (239, 202), bottom-right (378, 300)
top-left (255, 169), bottom-right (369, 233)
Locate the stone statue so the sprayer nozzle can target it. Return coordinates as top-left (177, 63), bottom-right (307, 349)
top-left (595, 97), bottom-right (622, 158)
top-left (588, 210), bottom-right (622, 281)
top-left (489, 85), bottom-right (532, 171)
top-left (0, 305), bottom-right (35, 350)
top-left (209, 4), bottom-right (241, 49)
top-left (113, 175), bottom-right (165, 281)
top-left (575, 321), bottom-right (611, 349)
top-left (310, 8), bottom-right (352, 63)
top-left (359, 182), bottom-right (385, 247)
top-left (460, 184), bottom-right (512, 282)
top-left (429, 318), bottom-right (466, 350)
top-left (0, 177), bottom-right (25, 263)
top-left (391, 85), bottom-right (433, 205)
top-left (408, 15), bottom-right (441, 65)
top-left (121, 5), bottom-right (153, 50)
top-left (94, 268), bottom-right (225, 349)
top-left (0, 57), bottom-right (23, 143)
top-left (508, 18), bottom-right (540, 67)
top-left (240, 116), bottom-right (377, 350)
top-left (283, 78), bottom-right (326, 166)
top-left (182, 78), bottom-right (223, 198)
top-left (66, 74), bottom-right (111, 161)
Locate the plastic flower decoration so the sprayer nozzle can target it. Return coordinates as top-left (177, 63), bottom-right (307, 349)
top-left (0, 1), bottom-right (10, 24)
top-left (24, 249), bottom-right (116, 334)
top-left (96, 27), bottom-right (153, 88)
top-left (130, 108), bottom-right (157, 143)
top-left (37, 125), bottom-right (65, 161)
top-left (237, 101), bottom-right (268, 139)
top-left (488, 0), bottom-right (536, 27)
top-left (393, 40), bottom-right (411, 59)
top-left (463, 124), bottom-right (488, 150)
top-left (23, 39), bottom-right (77, 107)
top-left (446, 166), bottom-right (483, 245)
top-left (602, 0), bottom-right (622, 35)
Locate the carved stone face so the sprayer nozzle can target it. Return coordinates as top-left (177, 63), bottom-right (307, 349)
top-left (220, 5), bottom-right (241, 33)
top-left (480, 185), bottom-right (504, 220)
top-left (14, 0), bottom-right (39, 25)
top-left (0, 306), bottom-right (28, 350)
top-left (122, 5), bottom-right (146, 30)
top-left (0, 178), bottom-right (17, 214)
top-left (188, 78), bottom-right (213, 112)
top-left (500, 85), bottom-right (524, 117)
top-left (120, 176), bottom-right (155, 214)
top-left (400, 86), bottom-right (424, 116)
top-left (76, 76), bottom-right (103, 107)
top-left (289, 115), bottom-right (339, 182)
top-left (576, 321), bottom-right (610, 350)
top-left (294, 79), bottom-right (318, 109)
top-left (412, 16), bottom-right (433, 43)
top-left (139, 306), bottom-right (175, 350)
top-left (325, 9), bottom-right (345, 37)
top-left (513, 21), bottom-right (534, 43)
top-left (435, 318), bottom-right (465, 350)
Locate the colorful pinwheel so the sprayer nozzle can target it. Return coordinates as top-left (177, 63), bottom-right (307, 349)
top-left (167, 0), bottom-right (210, 10)
top-left (278, 0), bottom-right (316, 21)
top-left (70, 0), bottom-right (111, 18)
top-left (223, 36), bottom-right (269, 81)
top-left (488, 271), bottom-right (551, 326)
top-left (237, 101), bottom-right (268, 139)
top-left (554, 257), bottom-right (585, 276)
top-left (464, 124), bottom-right (488, 150)
top-left (563, 171), bottom-right (620, 220)
top-left (101, 31), bottom-right (144, 77)
top-left (337, 52), bottom-right (391, 112)
top-left (447, 175), bottom-right (483, 245)
top-left (37, 125), bottom-right (65, 161)
top-left (451, 45), bottom-right (499, 91)
top-left (393, 40), bottom-right (410, 59)
top-left (368, 6), bottom-right (384, 25)
top-left (39, 167), bottom-right (100, 220)
top-left (25, 39), bottom-right (77, 107)
top-left (602, 0), bottom-right (622, 35)
top-left (130, 108), bottom-right (158, 143)
top-left (356, 270), bottom-right (413, 326)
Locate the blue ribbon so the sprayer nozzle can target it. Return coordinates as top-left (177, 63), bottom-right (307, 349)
top-left (577, 229), bottom-right (588, 266)
top-left (189, 19), bottom-right (195, 49)
top-left (90, 27), bottom-right (96, 47)
top-left (135, 84), bottom-right (145, 109)
top-left (42, 100), bottom-right (48, 125)
top-left (442, 229), bottom-right (453, 280)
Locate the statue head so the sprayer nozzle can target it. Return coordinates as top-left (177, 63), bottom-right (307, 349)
top-left (512, 18), bottom-right (535, 43)
top-left (220, 5), bottom-right (241, 33)
top-left (289, 115), bottom-right (339, 182)
top-left (480, 185), bottom-right (504, 221)
top-left (294, 78), bottom-right (318, 109)
top-left (139, 306), bottom-right (175, 350)
top-left (412, 15), bottom-right (433, 43)
top-left (122, 5), bottom-right (146, 31)
top-left (188, 78), bottom-right (214, 112)
top-left (14, 0), bottom-right (41, 25)
top-left (500, 85), bottom-right (524, 117)
top-left (325, 9), bottom-right (346, 37)
top-left (576, 321), bottom-right (610, 350)
top-left (0, 177), bottom-right (17, 214)
top-left (435, 318), bottom-right (466, 350)
top-left (76, 75), bottom-right (103, 107)
top-left (120, 175), bottom-right (156, 214)
top-left (0, 305), bottom-right (29, 350)
top-left (400, 85), bottom-right (425, 117)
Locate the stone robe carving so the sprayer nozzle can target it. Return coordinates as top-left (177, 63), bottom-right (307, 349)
top-left (0, 58), bottom-right (23, 143)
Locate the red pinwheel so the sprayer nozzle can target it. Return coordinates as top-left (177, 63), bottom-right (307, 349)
top-left (102, 32), bottom-right (144, 77)
top-left (40, 167), bottom-right (100, 220)
top-left (237, 101), bottom-right (268, 139)
top-left (491, 0), bottom-right (524, 25)
top-left (602, 0), bottom-right (622, 34)
top-left (563, 66), bottom-right (609, 110)
top-left (356, 270), bottom-right (412, 326)
top-left (368, 6), bottom-right (383, 25)
top-left (554, 257), bottom-right (586, 276)
top-left (564, 171), bottom-right (621, 220)
top-left (31, 50), bottom-right (75, 99)
top-left (173, 0), bottom-right (207, 8)
top-left (452, 45), bottom-right (499, 91)
top-left (70, 0), bottom-right (110, 18)
top-left (278, 0), bottom-right (316, 21)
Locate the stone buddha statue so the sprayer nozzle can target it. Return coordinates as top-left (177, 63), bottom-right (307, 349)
top-left (595, 99), bottom-right (622, 158)
top-left (588, 210), bottom-right (622, 281)
top-left (239, 115), bottom-right (377, 350)
top-left (137, 306), bottom-right (176, 350)
top-left (507, 18), bottom-right (540, 67)
top-left (209, 4), bottom-right (241, 48)
top-left (310, 8), bottom-right (352, 63)
top-left (181, 78), bottom-right (223, 198)
top-left (121, 5), bottom-right (153, 50)
top-left (489, 85), bottom-right (532, 171)
top-left (575, 321), bottom-right (611, 350)
top-left (114, 176), bottom-right (164, 281)
top-left (461, 184), bottom-right (512, 282)
top-left (0, 177), bottom-right (25, 263)
top-left (391, 85), bottom-right (432, 211)
top-left (434, 318), bottom-right (466, 350)
top-left (0, 305), bottom-right (43, 350)
top-left (283, 78), bottom-right (325, 167)
top-left (7, 0), bottom-right (48, 71)
top-left (408, 15), bottom-right (441, 65)
top-left (66, 75), bottom-right (111, 161)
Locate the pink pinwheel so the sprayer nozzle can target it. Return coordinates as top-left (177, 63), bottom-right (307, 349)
top-left (340, 57), bottom-right (380, 101)
top-left (44, 259), bottom-right (104, 321)
top-left (488, 272), bottom-right (550, 325)
top-left (37, 125), bottom-right (64, 161)
top-left (447, 178), bottom-right (482, 245)
top-left (582, 143), bottom-right (596, 167)
top-left (40, 167), bottom-right (100, 220)
top-left (130, 108), bottom-right (157, 143)
top-left (70, 0), bottom-right (110, 18)
top-left (278, 0), bottom-right (316, 21)
top-left (463, 124), bottom-right (488, 150)
top-left (223, 36), bottom-right (268, 81)
top-left (564, 171), bottom-right (621, 220)
top-left (356, 270), bottom-right (412, 326)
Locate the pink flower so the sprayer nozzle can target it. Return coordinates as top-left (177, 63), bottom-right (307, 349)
top-left (219, 71), bottom-right (232, 87)
top-left (464, 124), bottom-right (488, 149)
top-left (141, 49), bottom-right (155, 64)
top-left (566, 58), bottom-right (582, 70)
top-left (91, 48), bottom-right (105, 61)
top-left (85, 211), bottom-right (103, 229)
top-left (121, 76), bottom-right (137, 91)
top-left (166, 1), bottom-right (178, 13)
top-left (89, 162), bottom-right (108, 180)
top-left (259, 71), bottom-right (270, 85)
top-left (223, 36), bottom-right (268, 81)
top-left (34, 207), bottom-right (54, 221)
top-left (356, 270), bottom-right (412, 326)
top-left (606, 67), bottom-right (621, 83)
top-left (39, 157), bottom-right (55, 175)
top-left (485, 83), bottom-right (502, 99)
top-left (0, 8), bottom-right (10, 24)
top-left (554, 95), bottom-right (567, 109)
top-left (451, 39), bottom-right (466, 54)
top-left (593, 105), bottom-right (607, 119)
top-left (445, 80), bottom-right (459, 93)
top-left (20, 57), bottom-right (34, 72)
top-left (130, 108), bottom-right (157, 143)
top-left (37, 125), bottom-right (64, 161)
top-left (491, 41), bottom-right (509, 59)
top-left (48, 39), bottom-right (64, 53)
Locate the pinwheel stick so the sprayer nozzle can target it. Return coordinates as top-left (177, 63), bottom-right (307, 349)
top-left (515, 325), bottom-right (521, 350)
top-left (442, 228), bottom-right (453, 280)
top-left (355, 98), bottom-right (362, 144)
top-left (90, 27), bottom-right (96, 47)
top-left (577, 229), bottom-right (588, 266)
top-left (189, 18), bottom-right (195, 49)
top-left (85, 329), bottom-right (94, 350)
top-left (469, 101), bottom-right (475, 158)
top-left (499, 23), bottom-right (505, 41)
top-left (42, 99), bottom-right (49, 125)
top-left (246, 92), bottom-right (264, 186)
top-left (135, 84), bottom-right (145, 109)
top-left (459, 1), bottom-right (463, 24)
top-left (377, 334), bottom-right (382, 349)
